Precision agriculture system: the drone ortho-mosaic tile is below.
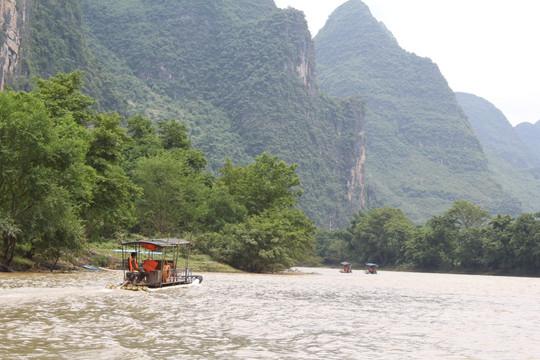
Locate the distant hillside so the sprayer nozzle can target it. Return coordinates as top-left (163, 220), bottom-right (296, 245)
top-left (515, 120), bottom-right (540, 161)
top-left (456, 93), bottom-right (540, 168)
top-left (456, 92), bottom-right (540, 213)
top-left (74, 0), bottom-right (367, 229)
top-left (314, 0), bottom-right (521, 221)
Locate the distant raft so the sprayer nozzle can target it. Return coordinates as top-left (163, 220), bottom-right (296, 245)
top-left (82, 265), bottom-right (105, 271)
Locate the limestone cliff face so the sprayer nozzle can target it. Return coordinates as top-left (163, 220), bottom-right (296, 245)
top-left (0, 0), bottom-right (26, 90)
top-left (279, 8), bottom-right (318, 96)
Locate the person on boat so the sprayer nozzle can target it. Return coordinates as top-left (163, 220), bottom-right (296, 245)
top-left (128, 252), bottom-right (147, 283)
top-left (129, 252), bottom-right (140, 272)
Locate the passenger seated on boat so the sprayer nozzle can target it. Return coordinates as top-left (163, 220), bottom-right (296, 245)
top-left (129, 252), bottom-right (140, 272)
top-left (129, 252), bottom-right (146, 282)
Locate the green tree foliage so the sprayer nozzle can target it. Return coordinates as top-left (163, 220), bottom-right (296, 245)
top-left (123, 114), bottom-right (163, 172)
top-left (408, 215), bottom-right (456, 270)
top-left (443, 200), bottom-right (491, 269)
top-left (33, 71), bottom-right (96, 126)
top-left (209, 208), bottom-right (315, 272)
top-left (482, 215), bottom-right (514, 270)
top-left (132, 149), bottom-right (211, 236)
top-left (351, 207), bottom-right (413, 266)
top-left (318, 200), bottom-right (538, 276)
top-left (404, 226), bottom-right (442, 270)
top-left (158, 119), bottom-right (191, 151)
top-left (314, 228), bottom-right (351, 265)
top-left (1, 71), bottom-right (320, 273)
top-left (218, 153), bottom-right (302, 216)
top-left (0, 89), bottom-right (89, 269)
top-left (83, 112), bottom-right (139, 240)
top-left (34, 71), bottom-right (138, 241)
top-left (509, 213), bottom-right (540, 273)
top-left (201, 153), bottom-right (316, 272)
top-left (200, 186), bottom-right (247, 233)
top-left (29, 186), bottom-right (85, 271)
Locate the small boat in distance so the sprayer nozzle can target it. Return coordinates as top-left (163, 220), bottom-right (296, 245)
top-left (82, 265), bottom-right (105, 271)
top-left (119, 237), bottom-right (203, 291)
top-left (365, 263), bottom-right (378, 274)
top-left (340, 262), bottom-right (352, 273)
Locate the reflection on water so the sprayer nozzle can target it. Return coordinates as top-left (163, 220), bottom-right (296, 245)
top-left (0, 268), bottom-right (538, 359)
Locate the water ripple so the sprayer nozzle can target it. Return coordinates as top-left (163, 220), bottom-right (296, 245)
top-left (0, 269), bottom-right (538, 359)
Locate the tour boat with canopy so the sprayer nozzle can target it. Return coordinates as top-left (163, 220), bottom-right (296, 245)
top-left (119, 237), bottom-right (203, 290)
top-left (340, 261), bottom-right (352, 273)
top-left (365, 263), bottom-right (378, 274)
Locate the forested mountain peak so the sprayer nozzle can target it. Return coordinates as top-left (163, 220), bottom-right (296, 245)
top-left (315, 0), bottom-right (522, 221)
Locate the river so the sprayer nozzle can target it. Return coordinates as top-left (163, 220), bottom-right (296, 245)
top-left (0, 268), bottom-right (538, 359)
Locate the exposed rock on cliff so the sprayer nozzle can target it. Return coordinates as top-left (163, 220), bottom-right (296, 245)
top-left (0, 0), bottom-right (26, 90)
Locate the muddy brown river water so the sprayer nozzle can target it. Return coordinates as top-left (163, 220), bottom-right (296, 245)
top-left (0, 268), bottom-right (538, 359)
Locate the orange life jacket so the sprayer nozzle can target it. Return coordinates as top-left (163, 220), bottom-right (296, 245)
top-left (129, 257), bottom-right (139, 271)
top-left (162, 264), bottom-right (171, 282)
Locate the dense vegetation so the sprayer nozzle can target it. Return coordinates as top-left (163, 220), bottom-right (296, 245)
top-left (316, 201), bottom-right (539, 276)
top-left (0, 72), bottom-right (315, 272)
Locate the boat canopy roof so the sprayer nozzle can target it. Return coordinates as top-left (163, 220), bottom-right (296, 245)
top-left (366, 263), bottom-right (378, 267)
top-left (340, 262), bottom-right (351, 265)
top-left (122, 238), bottom-right (191, 250)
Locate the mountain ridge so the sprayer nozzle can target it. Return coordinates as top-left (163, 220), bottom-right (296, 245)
top-left (314, 0), bottom-right (522, 221)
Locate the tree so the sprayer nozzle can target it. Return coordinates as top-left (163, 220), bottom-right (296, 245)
top-left (445, 200), bottom-right (491, 231)
top-left (218, 153), bottom-right (302, 216)
top-left (200, 186), bottom-right (247, 233)
top-left (83, 112), bottom-right (139, 240)
top-left (423, 215), bottom-right (459, 269)
top-left (482, 214), bottom-right (514, 271)
top-left (158, 118), bottom-right (191, 150)
top-left (123, 114), bottom-right (163, 173)
top-left (509, 213), bottom-right (540, 274)
top-left (33, 70), bottom-right (96, 126)
top-left (351, 207), bottom-right (413, 266)
top-left (444, 200), bottom-right (491, 269)
top-left (0, 89), bottom-right (89, 270)
top-left (132, 150), bottom-right (211, 236)
top-left (314, 228), bottom-right (352, 265)
top-left (405, 226), bottom-right (443, 269)
top-left (209, 208), bottom-right (315, 272)
top-left (29, 187), bottom-right (85, 271)
top-left (203, 153), bottom-right (315, 271)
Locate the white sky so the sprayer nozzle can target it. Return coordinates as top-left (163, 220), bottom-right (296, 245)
top-left (274, 0), bottom-right (540, 126)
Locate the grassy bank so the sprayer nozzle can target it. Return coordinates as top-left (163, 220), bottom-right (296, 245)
top-left (82, 244), bottom-right (241, 273)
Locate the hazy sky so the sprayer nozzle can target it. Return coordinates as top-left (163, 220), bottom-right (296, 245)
top-left (274, 0), bottom-right (540, 126)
